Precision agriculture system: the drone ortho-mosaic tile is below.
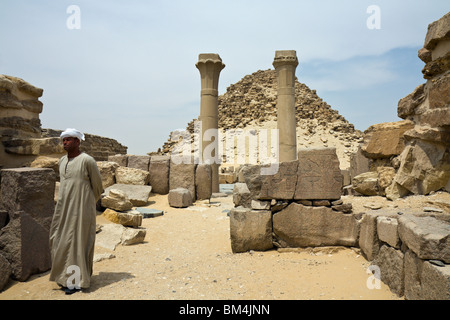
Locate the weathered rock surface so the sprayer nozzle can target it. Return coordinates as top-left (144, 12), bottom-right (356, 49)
top-left (168, 188), bottom-right (193, 208)
top-left (101, 189), bottom-right (133, 212)
top-left (0, 168), bottom-right (55, 282)
top-left (169, 160), bottom-right (196, 201)
top-left (103, 184), bottom-right (152, 207)
top-left (195, 164), bottom-right (212, 200)
top-left (398, 215), bottom-right (450, 263)
top-left (149, 155), bottom-right (170, 194)
top-left (96, 161), bottom-right (119, 189)
top-left (394, 12), bottom-right (450, 196)
top-left (229, 207), bottom-right (273, 253)
top-left (102, 208), bottom-right (142, 228)
top-left (115, 166), bottom-right (150, 185)
top-left (361, 121), bottom-right (414, 159)
top-left (272, 203), bottom-right (360, 248)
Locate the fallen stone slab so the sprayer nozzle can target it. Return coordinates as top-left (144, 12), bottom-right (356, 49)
top-left (101, 189), bottom-right (133, 212)
top-left (95, 224), bottom-right (146, 250)
top-left (102, 209), bottom-right (142, 228)
top-left (104, 184), bottom-right (152, 207)
top-left (135, 207), bottom-right (164, 218)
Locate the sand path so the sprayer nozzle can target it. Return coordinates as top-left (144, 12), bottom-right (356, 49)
top-left (8, 190), bottom-right (446, 301)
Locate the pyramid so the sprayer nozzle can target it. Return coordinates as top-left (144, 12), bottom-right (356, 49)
top-left (161, 69), bottom-right (363, 169)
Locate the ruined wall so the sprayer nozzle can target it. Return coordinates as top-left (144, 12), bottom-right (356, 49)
top-left (41, 129), bottom-right (127, 162)
top-left (0, 75), bottom-right (46, 169)
top-left (391, 12), bottom-right (450, 198)
top-left (0, 74), bottom-right (128, 169)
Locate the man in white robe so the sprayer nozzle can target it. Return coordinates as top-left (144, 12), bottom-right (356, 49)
top-left (49, 128), bottom-right (103, 294)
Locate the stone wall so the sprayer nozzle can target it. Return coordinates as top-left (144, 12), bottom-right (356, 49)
top-left (229, 147), bottom-right (450, 300)
top-left (391, 12), bottom-right (450, 198)
top-left (41, 129), bottom-right (127, 162)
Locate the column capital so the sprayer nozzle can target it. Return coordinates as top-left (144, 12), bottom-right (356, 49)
top-left (272, 50), bottom-right (299, 69)
top-left (195, 53), bottom-right (225, 72)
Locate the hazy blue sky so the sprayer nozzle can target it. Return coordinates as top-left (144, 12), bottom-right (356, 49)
top-left (1, 1), bottom-right (448, 155)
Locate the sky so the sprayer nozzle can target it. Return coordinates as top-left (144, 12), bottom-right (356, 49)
top-left (0, 1), bottom-right (449, 155)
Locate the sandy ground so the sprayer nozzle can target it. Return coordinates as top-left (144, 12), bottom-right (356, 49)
top-left (1, 190), bottom-right (449, 301)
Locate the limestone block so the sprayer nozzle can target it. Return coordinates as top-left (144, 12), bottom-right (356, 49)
top-left (219, 173), bottom-right (236, 184)
top-left (0, 211), bottom-right (52, 281)
top-left (295, 148), bottom-right (343, 200)
top-left (398, 84), bottom-right (426, 119)
top-left (229, 207), bottom-right (273, 253)
top-left (361, 121), bottom-right (414, 159)
top-left (376, 216), bottom-right (400, 248)
top-left (359, 211), bottom-right (398, 261)
top-left (404, 249), bottom-right (450, 300)
top-left (0, 168), bottom-right (56, 218)
top-left (101, 189), bottom-right (133, 212)
top-left (349, 146), bottom-right (370, 181)
top-left (395, 140), bottom-right (450, 196)
top-left (102, 208), bottom-right (142, 228)
top-left (351, 171), bottom-right (379, 196)
top-left (372, 245), bottom-right (405, 297)
top-left (149, 155), bottom-right (170, 194)
top-left (232, 183), bottom-right (252, 208)
top-left (259, 161), bottom-right (298, 200)
top-left (168, 188), bottom-right (193, 208)
top-left (195, 164), bottom-right (212, 201)
top-left (421, 259), bottom-right (450, 300)
top-left (96, 161), bottom-right (119, 189)
top-left (398, 215), bottom-right (450, 263)
top-left (127, 155), bottom-right (150, 172)
top-left (104, 184), bottom-right (152, 207)
top-left (423, 12), bottom-right (450, 51)
top-left (377, 167), bottom-right (396, 196)
top-left (237, 164), bottom-right (265, 201)
top-left (169, 160), bottom-right (196, 201)
top-left (121, 227), bottom-right (146, 246)
top-left (0, 253), bottom-right (12, 292)
top-left (30, 156), bottom-right (60, 180)
top-left (273, 203), bottom-right (359, 248)
top-left (95, 224), bottom-right (146, 250)
top-left (115, 166), bottom-right (150, 185)
top-left (251, 200), bottom-right (270, 210)
top-left (108, 154), bottom-right (128, 167)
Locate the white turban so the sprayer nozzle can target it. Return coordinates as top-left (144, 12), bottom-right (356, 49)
top-left (60, 128), bottom-right (85, 141)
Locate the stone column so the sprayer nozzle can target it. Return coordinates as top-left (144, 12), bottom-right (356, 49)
top-left (273, 50), bottom-right (299, 162)
top-left (196, 53), bottom-right (225, 193)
